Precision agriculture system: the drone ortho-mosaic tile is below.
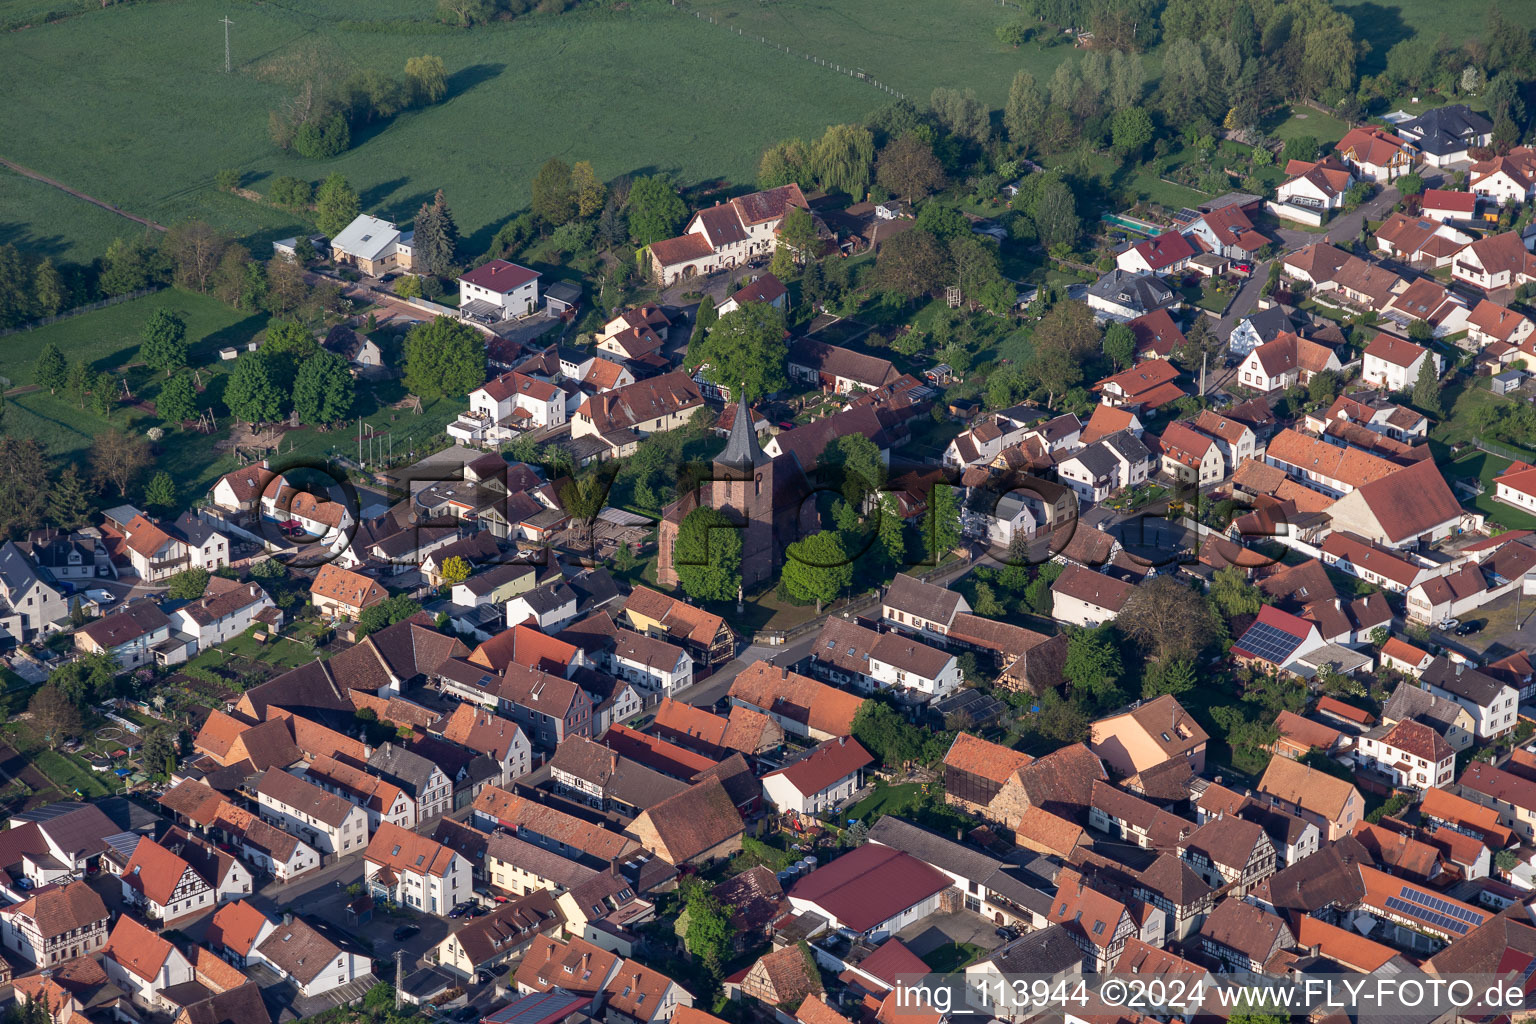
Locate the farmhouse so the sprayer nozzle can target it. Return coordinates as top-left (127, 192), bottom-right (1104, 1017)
top-left (649, 184), bottom-right (810, 285)
top-left (571, 373), bottom-right (704, 459)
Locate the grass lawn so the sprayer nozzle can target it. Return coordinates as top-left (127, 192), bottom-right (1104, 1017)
top-left (32, 750), bottom-right (113, 799)
top-left (920, 942), bottom-right (987, 973)
top-left (845, 782), bottom-right (925, 824)
top-left (1266, 106), bottom-right (1351, 145)
top-left (1440, 450), bottom-right (1536, 532)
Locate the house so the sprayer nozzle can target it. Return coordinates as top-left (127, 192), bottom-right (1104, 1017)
top-left (1467, 300), bottom-right (1534, 349)
top-left (1471, 146), bottom-right (1536, 205)
top-left (882, 571), bottom-right (968, 637)
top-left (432, 890), bottom-right (563, 978)
top-left (1495, 461), bottom-right (1536, 516)
top-left (1116, 231), bottom-right (1196, 275)
top-left (439, 704), bottom-right (531, 787)
top-left (322, 324), bottom-right (383, 369)
top-left (648, 184), bottom-right (809, 285)
top-left (943, 412), bottom-right (1036, 468)
top-left (302, 754), bottom-right (416, 831)
top-left (1229, 605), bottom-right (1325, 675)
top-left (1421, 188), bottom-right (1480, 223)
top-left (1374, 212), bottom-right (1474, 267)
top-left (1155, 421), bottom-right (1224, 486)
top-left (1458, 760), bottom-right (1536, 842)
top-left (492, 663), bottom-right (594, 749)
top-left (253, 916), bottom-right (371, 997)
top-left (1056, 431), bottom-right (1152, 503)
top-left (787, 842), bottom-right (950, 940)
top-left (607, 629), bottom-right (693, 698)
top-left (787, 337), bottom-right (900, 394)
top-left (740, 945), bottom-right (822, 1007)
top-left (0, 880), bottom-right (108, 966)
top-left (1406, 563), bottom-right (1489, 625)
top-left (1312, 391), bottom-right (1428, 442)
top-left (455, 371), bottom-right (566, 445)
top-left (621, 586), bottom-right (734, 669)
top-left (1094, 359), bottom-right (1185, 411)
top-left (1236, 331), bottom-right (1341, 392)
top-left (472, 786), bottom-right (641, 865)
top-left (942, 733), bottom-right (1032, 818)
top-left (625, 778), bottom-right (744, 866)
top-left (1199, 899), bottom-right (1294, 973)
top-left (364, 821), bottom-right (471, 915)
top-left (1421, 657), bottom-right (1518, 741)
top-left (458, 260), bottom-right (540, 321)
top-left (1184, 202), bottom-right (1267, 260)
top-left (1090, 780), bottom-right (1194, 852)
top-left (1191, 410), bottom-right (1256, 473)
top-left (1127, 308), bottom-right (1186, 362)
top-left (328, 214), bottom-right (414, 275)
top-left (1324, 459), bottom-right (1463, 548)
top-left (1383, 276), bottom-right (1471, 338)
top-left (505, 581), bottom-right (579, 633)
top-left (172, 578), bottom-right (277, 651)
top-left (1275, 157), bottom-right (1355, 219)
top-left (120, 512), bottom-right (228, 581)
top-left (1379, 638), bottom-right (1437, 679)
top-left (1089, 694), bottom-right (1207, 777)
top-left (210, 463), bottom-right (281, 519)
top-left (1085, 269), bottom-right (1179, 319)
top-left (1452, 231), bottom-right (1536, 292)
top-left (309, 564), bottom-right (388, 620)
top-left (1395, 104), bottom-right (1493, 166)
top-left (1050, 564), bottom-right (1133, 628)
top-left (75, 600), bottom-right (181, 669)
top-left (1045, 866), bottom-right (1143, 970)
top-left (102, 915), bottom-right (194, 1011)
top-left (570, 373), bottom-right (704, 459)
top-left (255, 769), bottom-right (370, 858)
top-left (716, 272), bottom-right (788, 317)
top-left (368, 741), bottom-right (453, 823)
top-left (1353, 718), bottom-right (1455, 790)
top-left (1362, 334), bottom-right (1437, 392)
top-left (1228, 305), bottom-right (1296, 358)
top-left (0, 541), bottom-right (68, 639)
top-left (1320, 532), bottom-right (1437, 593)
top-left (602, 958), bottom-right (692, 1024)
top-left (761, 737), bottom-right (873, 816)
top-left (548, 736), bottom-right (688, 818)
top-left (1335, 126), bottom-right (1415, 181)
top-left (1262, 428), bottom-right (1397, 498)
top-left (1178, 813), bottom-right (1276, 896)
top-left (595, 305), bottom-right (672, 364)
top-left (1257, 756), bottom-right (1364, 840)
top-left (515, 934), bottom-right (621, 997)
top-left (1270, 711), bottom-right (1344, 760)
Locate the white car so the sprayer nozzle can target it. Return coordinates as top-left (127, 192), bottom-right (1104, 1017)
top-left (1437, 618), bottom-right (1459, 631)
top-left (86, 590), bottom-right (116, 606)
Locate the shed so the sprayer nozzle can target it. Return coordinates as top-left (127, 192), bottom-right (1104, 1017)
top-left (1491, 369), bottom-right (1527, 396)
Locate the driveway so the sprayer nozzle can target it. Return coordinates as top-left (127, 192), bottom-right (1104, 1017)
top-left (896, 909), bottom-right (1002, 959)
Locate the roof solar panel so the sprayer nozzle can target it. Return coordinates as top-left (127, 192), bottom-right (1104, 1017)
top-left (1384, 896), bottom-right (1473, 935)
top-left (1235, 620), bottom-right (1303, 663)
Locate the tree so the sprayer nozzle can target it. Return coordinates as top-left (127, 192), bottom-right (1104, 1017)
top-left (28, 684), bottom-right (81, 750)
top-left (225, 352), bottom-right (286, 424)
top-left (1397, 172), bottom-right (1425, 197)
top-left (292, 351), bottom-right (355, 424)
top-left (1004, 70), bottom-right (1046, 151)
top-left (876, 134), bottom-right (946, 202)
top-left (156, 373), bottom-right (199, 425)
top-left (294, 111), bottom-right (350, 159)
top-left (1119, 575), bottom-right (1216, 660)
top-left (923, 483), bottom-right (962, 561)
top-left (405, 55), bottom-right (448, 105)
top-left (65, 359), bottom-right (90, 409)
top-left (759, 138), bottom-right (811, 190)
top-left (1063, 626), bottom-right (1124, 708)
top-left (1111, 106), bottom-right (1155, 156)
top-left (810, 124), bottom-right (876, 198)
top-left (531, 158), bottom-right (576, 226)
top-left (1102, 321), bottom-right (1136, 370)
top-left (685, 302), bottom-right (788, 403)
top-left (673, 506), bottom-right (744, 604)
top-left (144, 471), bottom-right (177, 513)
top-left (876, 493), bottom-right (905, 565)
top-left (627, 176), bottom-right (688, 247)
top-left (48, 465), bottom-right (93, 531)
top-left (166, 567), bottom-right (210, 601)
top-left (315, 174), bottom-right (361, 237)
top-left (1308, 368), bottom-right (1341, 407)
top-left (0, 438), bottom-right (50, 540)
top-left (680, 879), bottom-right (733, 977)
top-left (776, 206), bottom-right (822, 266)
top-left (100, 234), bottom-right (166, 296)
top-left (1028, 176), bottom-right (1080, 249)
top-left (852, 699), bottom-right (938, 767)
top-left (412, 189), bottom-right (459, 276)
top-left (34, 343), bottom-right (67, 394)
top-left (356, 594), bottom-right (422, 638)
top-left (930, 87), bottom-right (989, 143)
top-left (1210, 565), bottom-right (1262, 618)
top-left (570, 161), bottom-right (607, 219)
top-left (1413, 353), bottom-right (1442, 416)
top-left (1142, 657), bottom-right (1197, 698)
top-left (691, 295), bottom-right (716, 346)
top-left (140, 308), bottom-right (188, 376)
top-left (270, 176), bottom-right (313, 208)
top-left (822, 433), bottom-right (886, 507)
top-left (164, 220), bottom-right (228, 293)
top-left (403, 317), bottom-right (487, 400)
top-left (33, 259), bottom-right (64, 317)
top-left (877, 229), bottom-right (947, 299)
top-left (89, 429), bottom-right (149, 498)
top-left (440, 555), bottom-right (473, 586)
top-left (141, 727), bottom-right (178, 778)
top-left (92, 372), bottom-right (117, 418)
top-left (1344, 181), bottom-right (1372, 211)
top-left (783, 531), bottom-right (854, 612)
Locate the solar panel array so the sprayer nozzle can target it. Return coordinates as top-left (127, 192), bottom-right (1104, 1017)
top-left (1235, 620), bottom-right (1303, 664)
top-left (1381, 885), bottom-right (1486, 936)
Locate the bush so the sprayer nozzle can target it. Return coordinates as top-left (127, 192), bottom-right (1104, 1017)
top-left (294, 112), bottom-right (351, 159)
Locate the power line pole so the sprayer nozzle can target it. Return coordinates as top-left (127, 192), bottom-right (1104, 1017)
top-left (219, 16), bottom-right (233, 73)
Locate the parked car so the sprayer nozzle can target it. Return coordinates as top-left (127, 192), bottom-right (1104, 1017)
top-left (393, 925), bottom-right (419, 941)
top-left (476, 970), bottom-right (495, 985)
top-left (1455, 620), bottom-right (1484, 637)
top-left (1437, 618), bottom-right (1459, 631)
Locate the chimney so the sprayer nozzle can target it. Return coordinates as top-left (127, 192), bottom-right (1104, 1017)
top-left (283, 911), bottom-right (293, 926)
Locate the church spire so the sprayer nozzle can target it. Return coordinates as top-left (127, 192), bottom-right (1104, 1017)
top-left (718, 389), bottom-right (769, 469)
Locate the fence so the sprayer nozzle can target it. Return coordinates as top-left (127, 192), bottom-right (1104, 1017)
top-left (675, 4), bottom-right (906, 100)
top-left (1472, 435), bottom-right (1536, 464)
top-left (0, 286), bottom-right (165, 342)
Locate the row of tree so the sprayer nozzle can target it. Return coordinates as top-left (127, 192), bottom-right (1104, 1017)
top-left (269, 56), bottom-right (450, 159)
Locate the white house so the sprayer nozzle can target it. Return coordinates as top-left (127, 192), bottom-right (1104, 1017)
top-left (1395, 105), bottom-right (1492, 167)
top-left (1236, 332), bottom-right (1341, 393)
top-left (1406, 563), bottom-right (1489, 625)
top-left (364, 821), bottom-right (471, 916)
top-left (1466, 300), bottom-right (1534, 349)
top-left (612, 629), bottom-right (694, 698)
top-left (102, 916), bottom-right (194, 1012)
top-left (120, 512), bottom-right (228, 582)
top-left (1422, 658), bottom-right (1518, 741)
top-left (253, 916), bottom-right (372, 997)
top-left (1421, 189), bottom-right (1480, 224)
top-left (506, 580), bottom-right (580, 633)
top-left (458, 260), bottom-right (540, 321)
top-left (0, 881), bottom-right (108, 967)
top-left (1335, 127), bottom-right (1415, 182)
top-left (867, 631), bottom-right (962, 698)
top-left (454, 370), bottom-right (567, 445)
top-left (1050, 564), bottom-right (1134, 628)
top-left (172, 578), bottom-right (277, 651)
top-left (1451, 232), bottom-right (1536, 293)
top-left (1495, 462), bottom-right (1536, 516)
top-left (1156, 422), bottom-right (1224, 487)
top-left (1275, 158), bottom-right (1354, 217)
top-left (1116, 232), bottom-right (1196, 276)
top-left (1056, 432), bottom-right (1151, 503)
top-left (649, 184), bottom-right (809, 285)
top-left (1354, 720), bottom-right (1455, 791)
top-left (1362, 335), bottom-right (1437, 392)
top-left (761, 737), bottom-right (873, 816)
top-left (1192, 411), bottom-right (1256, 474)
top-left (255, 769), bottom-right (370, 859)
top-left (1470, 147), bottom-right (1536, 206)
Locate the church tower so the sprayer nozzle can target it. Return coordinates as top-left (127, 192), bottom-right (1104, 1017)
top-left (713, 392), bottom-right (775, 588)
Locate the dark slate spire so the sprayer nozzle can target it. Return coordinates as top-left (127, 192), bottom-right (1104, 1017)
top-left (718, 390), bottom-right (769, 469)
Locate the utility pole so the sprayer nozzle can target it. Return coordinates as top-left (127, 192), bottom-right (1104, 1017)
top-left (219, 16), bottom-right (233, 73)
top-left (394, 949), bottom-right (404, 1010)
top-left (1200, 351), bottom-right (1207, 399)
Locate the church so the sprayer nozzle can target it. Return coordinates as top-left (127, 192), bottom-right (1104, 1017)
top-left (657, 394), bottom-right (818, 591)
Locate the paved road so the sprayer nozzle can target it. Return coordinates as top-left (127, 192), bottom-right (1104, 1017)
top-left (678, 630), bottom-right (822, 708)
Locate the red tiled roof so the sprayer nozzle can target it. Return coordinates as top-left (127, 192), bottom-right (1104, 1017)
top-left (788, 843), bottom-right (951, 933)
top-left (1130, 231), bottom-right (1196, 271)
top-left (460, 259), bottom-right (539, 293)
top-left (763, 737), bottom-right (873, 797)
